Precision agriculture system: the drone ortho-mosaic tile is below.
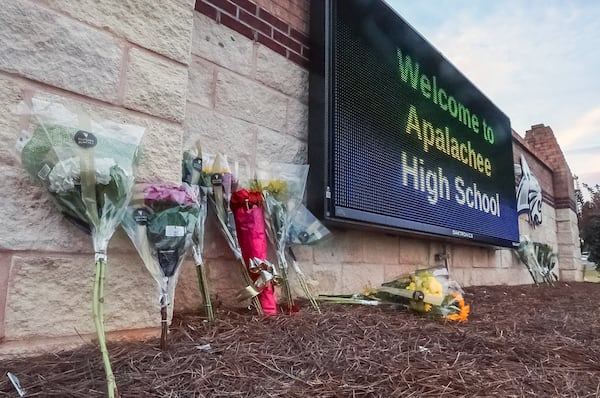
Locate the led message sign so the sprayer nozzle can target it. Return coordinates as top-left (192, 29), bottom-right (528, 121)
top-left (308, 0), bottom-right (520, 247)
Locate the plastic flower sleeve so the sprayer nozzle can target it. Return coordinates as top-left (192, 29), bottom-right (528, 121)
top-left (182, 145), bottom-right (213, 321)
top-left (121, 183), bottom-right (198, 349)
top-left (15, 96), bottom-right (144, 398)
top-left (256, 162), bottom-right (323, 313)
top-left (287, 200), bottom-right (331, 245)
top-left (201, 152), bottom-right (263, 315)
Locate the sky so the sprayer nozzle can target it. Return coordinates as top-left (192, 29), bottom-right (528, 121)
top-left (386, 0), bottom-right (600, 189)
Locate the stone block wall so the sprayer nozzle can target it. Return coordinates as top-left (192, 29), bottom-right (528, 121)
top-left (0, 0), bottom-right (584, 355)
top-left (0, 0), bottom-right (197, 352)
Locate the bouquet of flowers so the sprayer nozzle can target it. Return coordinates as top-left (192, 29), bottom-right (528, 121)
top-left (200, 152), bottom-right (264, 315)
top-left (320, 267), bottom-right (470, 322)
top-left (255, 162), bottom-right (327, 313)
top-left (230, 188), bottom-right (279, 315)
top-left (121, 183), bottom-right (199, 349)
top-left (182, 146), bottom-right (212, 321)
top-left (16, 97), bottom-right (144, 398)
top-left (517, 236), bottom-right (558, 286)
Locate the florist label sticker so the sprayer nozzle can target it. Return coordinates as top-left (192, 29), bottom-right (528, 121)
top-left (211, 173), bottom-right (223, 186)
top-left (192, 157), bottom-right (203, 171)
top-left (74, 130), bottom-right (97, 148)
top-left (133, 208), bottom-right (149, 225)
top-left (37, 163), bottom-right (51, 180)
top-left (165, 225), bottom-right (185, 237)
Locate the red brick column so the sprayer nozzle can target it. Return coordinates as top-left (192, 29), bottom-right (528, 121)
top-left (525, 124), bottom-right (582, 280)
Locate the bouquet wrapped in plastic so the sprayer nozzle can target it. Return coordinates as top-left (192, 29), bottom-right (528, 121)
top-left (517, 236), bottom-right (558, 286)
top-left (320, 267), bottom-right (470, 322)
top-left (255, 162), bottom-right (329, 313)
top-left (182, 147), bottom-right (211, 321)
top-left (121, 183), bottom-right (199, 349)
top-left (199, 151), bottom-right (265, 315)
top-left (16, 97), bottom-right (144, 398)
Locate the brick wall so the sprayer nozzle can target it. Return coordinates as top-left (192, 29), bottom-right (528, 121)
top-left (195, 0), bottom-right (310, 67)
top-left (512, 131), bottom-right (555, 207)
top-left (525, 124), bottom-right (577, 211)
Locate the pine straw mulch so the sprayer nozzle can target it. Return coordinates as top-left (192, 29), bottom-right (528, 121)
top-left (1, 282), bottom-right (600, 397)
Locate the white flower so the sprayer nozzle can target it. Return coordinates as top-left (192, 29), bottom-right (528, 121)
top-left (48, 157), bottom-right (117, 193)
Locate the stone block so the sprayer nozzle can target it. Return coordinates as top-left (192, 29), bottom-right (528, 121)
top-left (495, 249), bottom-right (518, 269)
top-left (191, 14), bottom-right (253, 76)
top-left (46, 0), bottom-right (195, 64)
top-left (0, 76), bottom-right (24, 165)
top-left (560, 269), bottom-right (583, 282)
top-left (133, 120), bottom-right (183, 184)
top-left (288, 245), bottom-right (313, 262)
top-left (362, 233), bottom-right (399, 265)
top-left (451, 246), bottom-right (474, 268)
top-left (173, 259), bottom-right (202, 314)
top-left (466, 267), bottom-right (531, 287)
top-left (215, 70), bottom-right (288, 132)
top-left (398, 238), bottom-right (428, 265)
top-left (472, 246), bottom-right (493, 268)
top-left (558, 255), bottom-right (576, 270)
top-left (188, 56), bottom-right (215, 108)
top-left (257, 126), bottom-right (308, 164)
top-left (341, 263), bottom-right (384, 294)
top-left (313, 229), bottom-right (364, 264)
top-left (5, 253), bottom-right (158, 340)
top-left (310, 262), bottom-right (343, 295)
top-left (184, 102), bottom-right (257, 163)
top-left (286, 98), bottom-right (309, 139)
top-left (255, 45), bottom-right (309, 101)
top-left (0, 164), bottom-right (93, 253)
top-left (0, 0), bottom-right (122, 102)
top-left (124, 48), bottom-right (188, 123)
top-left (383, 264), bottom-right (418, 281)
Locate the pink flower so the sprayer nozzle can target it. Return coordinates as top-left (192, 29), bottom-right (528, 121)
top-left (143, 184), bottom-right (197, 206)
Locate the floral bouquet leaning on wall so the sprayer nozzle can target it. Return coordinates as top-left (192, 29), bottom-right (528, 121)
top-left (121, 183), bottom-right (199, 349)
top-left (182, 146), bottom-right (212, 321)
top-left (200, 152), bottom-right (264, 315)
top-left (255, 162), bottom-right (329, 313)
top-left (15, 96), bottom-right (145, 398)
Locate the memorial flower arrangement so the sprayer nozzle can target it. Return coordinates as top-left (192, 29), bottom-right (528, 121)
top-left (16, 97), bottom-right (144, 398)
top-left (199, 152), bottom-right (264, 315)
top-left (254, 162), bottom-right (328, 313)
top-left (182, 147), bottom-right (212, 321)
top-left (320, 267), bottom-right (470, 322)
top-left (517, 236), bottom-right (558, 286)
top-left (121, 183), bottom-right (199, 349)
top-left (230, 188), bottom-right (279, 315)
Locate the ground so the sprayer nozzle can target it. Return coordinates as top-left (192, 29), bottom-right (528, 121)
top-left (0, 282), bottom-right (599, 397)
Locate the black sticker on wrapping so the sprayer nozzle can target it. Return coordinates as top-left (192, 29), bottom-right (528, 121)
top-left (192, 157), bottom-right (203, 171)
top-left (133, 208), bottom-right (149, 225)
top-left (74, 130), bottom-right (97, 148)
top-left (211, 173), bottom-right (223, 186)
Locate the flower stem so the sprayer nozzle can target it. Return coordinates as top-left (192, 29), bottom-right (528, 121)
top-left (195, 262), bottom-right (214, 321)
top-left (93, 257), bottom-right (118, 398)
top-left (160, 305), bottom-right (168, 350)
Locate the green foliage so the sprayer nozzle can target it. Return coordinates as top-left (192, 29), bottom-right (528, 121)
top-left (577, 181), bottom-right (600, 270)
top-left (517, 239), bottom-right (558, 285)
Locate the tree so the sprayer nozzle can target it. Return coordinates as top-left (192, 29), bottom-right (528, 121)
top-left (576, 178), bottom-right (600, 269)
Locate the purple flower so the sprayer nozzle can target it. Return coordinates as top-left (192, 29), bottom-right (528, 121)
top-left (144, 184), bottom-right (197, 206)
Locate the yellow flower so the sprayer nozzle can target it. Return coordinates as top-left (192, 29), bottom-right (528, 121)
top-left (426, 276), bottom-right (443, 295)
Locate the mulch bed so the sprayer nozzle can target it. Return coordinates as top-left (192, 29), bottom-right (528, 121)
top-left (1, 282), bottom-right (599, 397)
